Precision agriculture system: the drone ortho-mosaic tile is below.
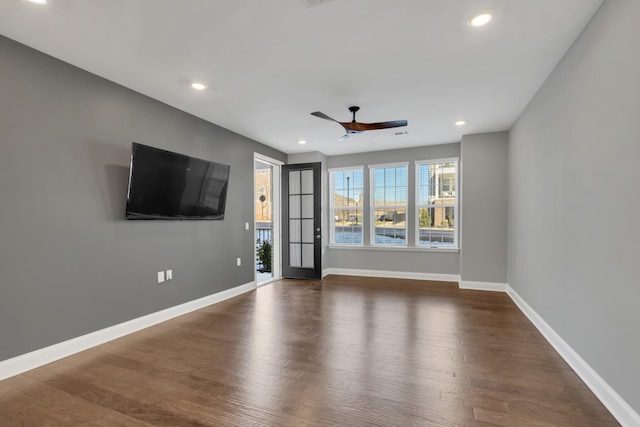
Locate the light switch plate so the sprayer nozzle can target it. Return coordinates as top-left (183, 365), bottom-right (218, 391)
top-left (157, 271), bottom-right (165, 283)
top-left (166, 269), bottom-right (172, 280)
top-left (237, 257), bottom-right (241, 266)
top-left (245, 222), bottom-right (249, 231)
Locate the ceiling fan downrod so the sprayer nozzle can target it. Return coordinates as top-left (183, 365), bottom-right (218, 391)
top-left (349, 106), bottom-right (360, 122)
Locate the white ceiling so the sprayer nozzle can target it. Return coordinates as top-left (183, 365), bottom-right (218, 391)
top-left (0, 0), bottom-right (603, 156)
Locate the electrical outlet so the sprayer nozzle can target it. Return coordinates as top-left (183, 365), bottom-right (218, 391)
top-left (236, 257), bottom-right (241, 266)
top-left (245, 222), bottom-right (249, 231)
top-left (157, 271), bottom-right (165, 283)
top-left (166, 269), bottom-right (172, 280)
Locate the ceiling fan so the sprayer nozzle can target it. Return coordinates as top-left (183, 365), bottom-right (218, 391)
top-left (311, 106), bottom-right (408, 142)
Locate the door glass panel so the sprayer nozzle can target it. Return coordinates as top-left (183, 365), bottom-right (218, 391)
top-left (255, 159), bottom-right (276, 286)
top-left (289, 171), bottom-right (300, 194)
top-left (301, 170), bottom-right (313, 193)
top-left (301, 194), bottom-right (313, 219)
top-left (289, 195), bottom-right (301, 218)
top-left (302, 219), bottom-right (314, 243)
top-left (302, 243), bottom-right (314, 268)
top-left (289, 219), bottom-right (301, 243)
top-left (290, 243), bottom-right (301, 267)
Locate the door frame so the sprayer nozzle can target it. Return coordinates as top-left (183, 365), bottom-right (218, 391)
top-left (282, 162), bottom-right (322, 279)
top-left (253, 153), bottom-right (283, 287)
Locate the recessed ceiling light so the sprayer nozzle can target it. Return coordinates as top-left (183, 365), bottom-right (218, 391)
top-left (191, 82), bottom-right (206, 90)
top-left (468, 13), bottom-right (492, 27)
top-left (298, 140), bottom-right (307, 145)
top-left (455, 120), bottom-right (467, 127)
top-left (28, 0), bottom-right (47, 4)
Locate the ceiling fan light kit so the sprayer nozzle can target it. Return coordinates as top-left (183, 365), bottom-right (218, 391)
top-left (311, 106), bottom-right (408, 142)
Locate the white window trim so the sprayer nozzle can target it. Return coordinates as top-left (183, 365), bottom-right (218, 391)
top-left (414, 158), bottom-right (459, 249)
top-left (327, 244), bottom-right (459, 253)
top-left (329, 166), bottom-right (364, 246)
top-left (368, 161), bottom-right (409, 169)
top-left (368, 162), bottom-right (409, 247)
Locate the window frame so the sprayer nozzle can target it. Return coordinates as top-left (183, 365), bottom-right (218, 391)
top-left (415, 158), bottom-right (459, 249)
top-left (328, 166), bottom-right (364, 246)
top-left (368, 162), bottom-right (409, 247)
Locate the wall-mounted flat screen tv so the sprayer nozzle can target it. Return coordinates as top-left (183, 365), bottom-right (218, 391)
top-left (126, 143), bottom-right (230, 220)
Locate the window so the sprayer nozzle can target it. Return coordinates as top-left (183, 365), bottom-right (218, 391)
top-left (416, 159), bottom-right (458, 248)
top-left (330, 168), bottom-right (364, 245)
top-left (370, 163), bottom-right (408, 246)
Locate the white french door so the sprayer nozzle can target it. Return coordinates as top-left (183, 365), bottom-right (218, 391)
top-left (254, 154), bottom-right (282, 286)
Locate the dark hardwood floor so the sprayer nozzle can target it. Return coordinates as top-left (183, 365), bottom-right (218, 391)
top-left (0, 275), bottom-right (619, 426)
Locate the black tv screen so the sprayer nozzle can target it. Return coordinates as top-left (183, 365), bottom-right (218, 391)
top-left (126, 143), bottom-right (230, 220)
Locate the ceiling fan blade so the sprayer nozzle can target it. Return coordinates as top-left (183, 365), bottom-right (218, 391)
top-left (340, 120), bottom-right (407, 132)
top-left (371, 120), bottom-right (408, 129)
top-left (337, 134), bottom-right (350, 142)
top-left (311, 111), bottom-right (339, 122)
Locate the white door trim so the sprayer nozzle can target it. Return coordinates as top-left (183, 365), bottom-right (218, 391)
top-left (254, 153), bottom-right (283, 285)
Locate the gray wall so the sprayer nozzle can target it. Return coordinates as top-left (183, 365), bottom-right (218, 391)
top-left (326, 143), bottom-right (460, 275)
top-left (460, 132), bottom-right (508, 284)
top-left (508, 0), bottom-right (640, 411)
top-left (0, 36), bottom-right (286, 361)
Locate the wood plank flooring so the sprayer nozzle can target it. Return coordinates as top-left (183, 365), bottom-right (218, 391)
top-left (0, 275), bottom-right (619, 426)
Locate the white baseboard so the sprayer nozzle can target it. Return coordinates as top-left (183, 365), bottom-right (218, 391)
top-left (507, 285), bottom-right (640, 427)
top-left (323, 268), bottom-right (460, 283)
top-left (459, 280), bottom-right (507, 292)
top-left (0, 281), bottom-right (256, 382)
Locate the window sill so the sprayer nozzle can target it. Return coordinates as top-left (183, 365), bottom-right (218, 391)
top-left (326, 245), bottom-right (459, 253)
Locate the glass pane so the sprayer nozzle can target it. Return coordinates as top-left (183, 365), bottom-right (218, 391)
top-left (289, 171), bottom-right (300, 195)
top-left (335, 170), bottom-right (345, 191)
top-left (428, 164), bottom-right (437, 204)
top-left (302, 219), bottom-right (314, 243)
top-left (372, 165), bottom-right (407, 207)
top-left (445, 206), bottom-right (455, 226)
top-left (372, 208), bottom-right (406, 245)
top-left (417, 164), bottom-right (429, 205)
top-left (385, 188), bottom-right (396, 205)
top-left (417, 207), bottom-right (432, 228)
top-left (301, 170), bottom-right (313, 194)
top-left (289, 243), bottom-right (301, 267)
top-left (397, 186), bottom-right (408, 205)
top-left (333, 208), bottom-right (362, 244)
top-left (289, 219), bottom-right (301, 243)
top-left (334, 189), bottom-right (347, 207)
top-left (372, 168), bottom-right (384, 205)
top-left (417, 163), bottom-right (458, 204)
top-left (302, 243), bottom-right (314, 268)
top-left (333, 169), bottom-right (363, 208)
top-left (418, 207), bottom-right (455, 247)
top-left (301, 194), bottom-right (313, 219)
top-left (289, 195), bottom-right (301, 219)
top-left (421, 162), bottom-right (457, 203)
